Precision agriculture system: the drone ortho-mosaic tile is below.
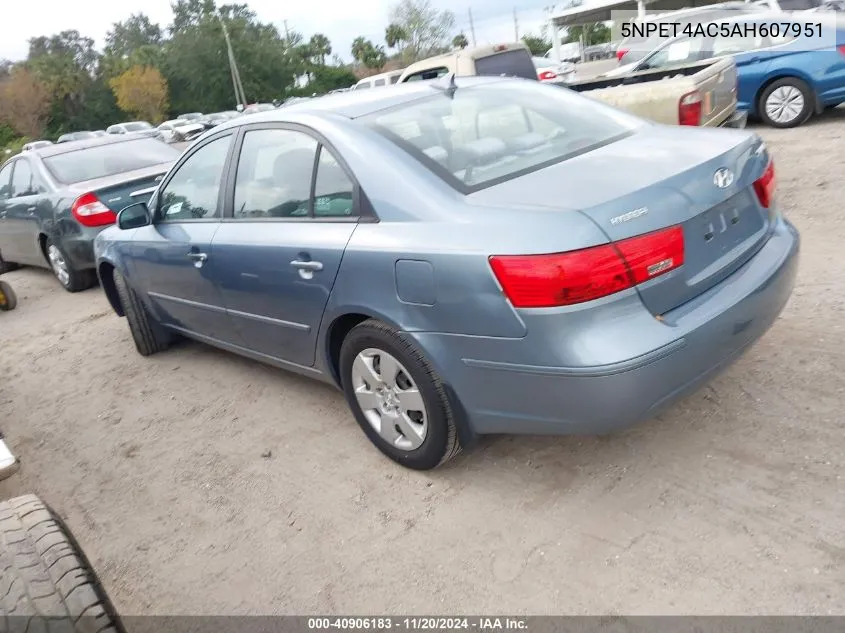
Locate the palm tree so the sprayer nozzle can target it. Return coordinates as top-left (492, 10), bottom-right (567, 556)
top-left (452, 33), bottom-right (469, 50)
top-left (309, 33), bottom-right (332, 66)
top-left (351, 36), bottom-right (369, 64)
top-left (385, 23), bottom-right (407, 50)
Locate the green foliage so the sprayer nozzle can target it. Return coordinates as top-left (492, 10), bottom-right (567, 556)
top-left (388, 0), bottom-right (455, 62)
top-left (0, 124), bottom-right (17, 147)
top-left (306, 66), bottom-right (357, 94)
top-left (351, 37), bottom-right (387, 70)
top-left (385, 23), bottom-right (408, 49)
top-left (564, 23), bottom-right (611, 46)
top-left (452, 33), bottom-right (468, 50)
top-left (522, 34), bottom-right (551, 56)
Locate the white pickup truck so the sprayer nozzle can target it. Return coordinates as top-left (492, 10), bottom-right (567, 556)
top-left (397, 42), bottom-right (746, 128)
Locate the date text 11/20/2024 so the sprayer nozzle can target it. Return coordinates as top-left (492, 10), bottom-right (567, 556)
top-left (307, 618), bottom-right (528, 631)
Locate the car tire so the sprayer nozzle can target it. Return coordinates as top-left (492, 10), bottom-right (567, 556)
top-left (113, 270), bottom-right (173, 356)
top-left (0, 495), bottom-right (125, 632)
top-left (758, 77), bottom-right (813, 128)
top-left (339, 319), bottom-right (462, 470)
top-left (0, 280), bottom-right (17, 311)
top-left (44, 238), bottom-right (97, 292)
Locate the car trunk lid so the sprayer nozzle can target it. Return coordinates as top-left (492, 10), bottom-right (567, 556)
top-left (468, 126), bottom-right (774, 315)
top-left (69, 163), bottom-right (170, 213)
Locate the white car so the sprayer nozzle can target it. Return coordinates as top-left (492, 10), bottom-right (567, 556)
top-left (156, 119), bottom-right (205, 143)
top-left (532, 57), bottom-right (577, 84)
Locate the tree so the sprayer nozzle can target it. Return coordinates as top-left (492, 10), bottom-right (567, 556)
top-left (388, 0), bottom-right (455, 62)
top-left (452, 33), bottom-right (468, 50)
top-left (522, 33), bottom-right (551, 56)
top-left (104, 14), bottom-right (163, 58)
top-left (351, 38), bottom-right (386, 70)
top-left (385, 23), bottom-right (407, 49)
top-left (564, 23), bottom-right (611, 47)
top-left (109, 65), bottom-right (169, 122)
top-left (0, 67), bottom-right (51, 138)
top-left (309, 34), bottom-right (332, 66)
top-left (306, 66), bottom-right (357, 94)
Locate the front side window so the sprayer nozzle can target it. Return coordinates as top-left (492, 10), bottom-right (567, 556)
top-left (234, 129), bottom-right (318, 219)
top-left (641, 36), bottom-right (708, 69)
top-left (364, 81), bottom-right (642, 191)
top-left (158, 135), bottom-right (231, 221)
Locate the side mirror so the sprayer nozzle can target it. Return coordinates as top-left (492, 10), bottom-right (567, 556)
top-left (117, 202), bottom-right (151, 230)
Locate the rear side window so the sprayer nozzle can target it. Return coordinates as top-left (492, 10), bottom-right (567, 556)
top-left (234, 129), bottom-right (318, 218)
top-left (474, 50), bottom-right (538, 80)
top-left (374, 78), bottom-right (386, 86)
top-left (390, 74), bottom-right (401, 84)
top-left (43, 139), bottom-right (181, 184)
top-left (355, 82), bottom-right (372, 90)
top-left (10, 161), bottom-right (34, 197)
top-left (364, 81), bottom-right (642, 192)
top-left (0, 163), bottom-right (12, 200)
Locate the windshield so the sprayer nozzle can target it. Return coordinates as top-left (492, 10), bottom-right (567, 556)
top-left (43, 138), bottom-right (181, 184)
top-left (124, 122), bottom-right (152, 131)
top-left (363, 81), bottom-right (643, 192)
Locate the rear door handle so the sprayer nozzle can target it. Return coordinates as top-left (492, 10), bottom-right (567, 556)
top-left (187, 252), bottom-right (208, 262)
top-left (290, 260), bottom-right (323, 272)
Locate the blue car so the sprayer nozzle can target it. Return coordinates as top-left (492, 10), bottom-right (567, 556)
top-left (94, 77), bottom-right (799, 469)
top-left (624, 12), bottom-right (845, 127)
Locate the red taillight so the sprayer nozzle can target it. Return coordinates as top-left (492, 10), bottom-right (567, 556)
top-left (679, 90), bottom-right (702, 126)
top-left (71, 192), bottom-right (116, 227)
top-left (753, 159), bottom-right (776, 209)
top-left (838, 45), bottom-right (845, 56)
top-left (489, 226), bottom-right (685, 308)
top-left (538, 70), bottom-right (557, 81)
top-left (616, 48), bottom-right (628, 61)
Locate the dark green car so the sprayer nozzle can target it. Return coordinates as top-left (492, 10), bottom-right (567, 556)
top-left (0, 136), bottom-right (181, 291)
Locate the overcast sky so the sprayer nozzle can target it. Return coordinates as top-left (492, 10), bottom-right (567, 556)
top-left (0, 0), bottom-right (556, 63)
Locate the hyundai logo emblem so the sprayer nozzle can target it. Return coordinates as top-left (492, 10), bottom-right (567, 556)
top-left (713, 168), bottom-right (734, 189)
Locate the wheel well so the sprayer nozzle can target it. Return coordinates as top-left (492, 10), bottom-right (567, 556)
top-left (98, 262), bottom-right (124, 316)
top-left (38, 234), bottom-right (48, 263)
top-left (326, 313), bottom-right (371, 386)
top-left (756, 75), bottom-right (821, 115)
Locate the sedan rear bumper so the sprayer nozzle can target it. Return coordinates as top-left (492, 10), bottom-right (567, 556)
top-left (410, 216), bottom-right (799, 436)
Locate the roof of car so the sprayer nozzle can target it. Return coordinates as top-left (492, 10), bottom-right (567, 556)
top-left (213, 75), bottom-right (506, 125)
top-left (29, 134), bottom-right (152, 159)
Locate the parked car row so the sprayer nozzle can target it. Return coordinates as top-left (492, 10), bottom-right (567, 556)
top-left (604, 11), bottom-right (845, 128)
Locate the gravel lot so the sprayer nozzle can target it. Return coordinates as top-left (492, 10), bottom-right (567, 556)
top-left (1, 110), bottom-right (844, 616)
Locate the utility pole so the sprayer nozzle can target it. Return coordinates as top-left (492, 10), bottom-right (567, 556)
top-left (217, 12), bottom-right (247, 109)
top-left (283, 19), bottom-right (291, 42)
top-left (468, 8), bottom-right (477, 46)
top-left (513, 8), bottom-right (519, 41)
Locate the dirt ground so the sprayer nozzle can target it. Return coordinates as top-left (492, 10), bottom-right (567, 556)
top-left (2, 110), bottom-right (845, 616)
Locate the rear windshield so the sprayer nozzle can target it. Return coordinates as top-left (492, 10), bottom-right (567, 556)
top-left (474, 50), bottom-right (537, 80)
top-left (43, 138), bottom-right (181, 184)
top-left (363, 81), bottom-right (642, 192)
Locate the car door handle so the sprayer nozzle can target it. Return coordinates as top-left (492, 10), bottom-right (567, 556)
top-left (187, 252), bottom-right (208, 262)
top-left (290, 260), bottom-right (323, 272)
top-left (27, 206), bottom-right (36, 213)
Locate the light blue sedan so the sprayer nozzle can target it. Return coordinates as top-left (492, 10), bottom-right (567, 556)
top-left (94, 76), bottom-right (799, 470)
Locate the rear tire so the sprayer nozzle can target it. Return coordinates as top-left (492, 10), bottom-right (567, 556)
top-left (0, 495), bottom-right (124, 632)
top-left (113, 270), bottom-right (173, 356)
top-left (339, 319), bottom-right (462, 470)
top-left (44, 238), bottom-right (97, 293)
top-left (0, 280), bottom-right (17, 311)
top-left (758, 77), bottom-right (813, 128)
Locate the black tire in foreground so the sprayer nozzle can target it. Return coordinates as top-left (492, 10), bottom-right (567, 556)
top-left (113, 270), bottom-right (173, 356)
top-left (0, 281), bottom-right (17, 311)
top-left (44, 238), bottom-right (97, 293)
top-left (0, 495), bottom-right (125, 632)
top-left (339, 319), bottom-right (462, 470)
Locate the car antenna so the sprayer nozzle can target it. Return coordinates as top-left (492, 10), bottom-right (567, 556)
top-left (432, 72), bottom-right (458, 98)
